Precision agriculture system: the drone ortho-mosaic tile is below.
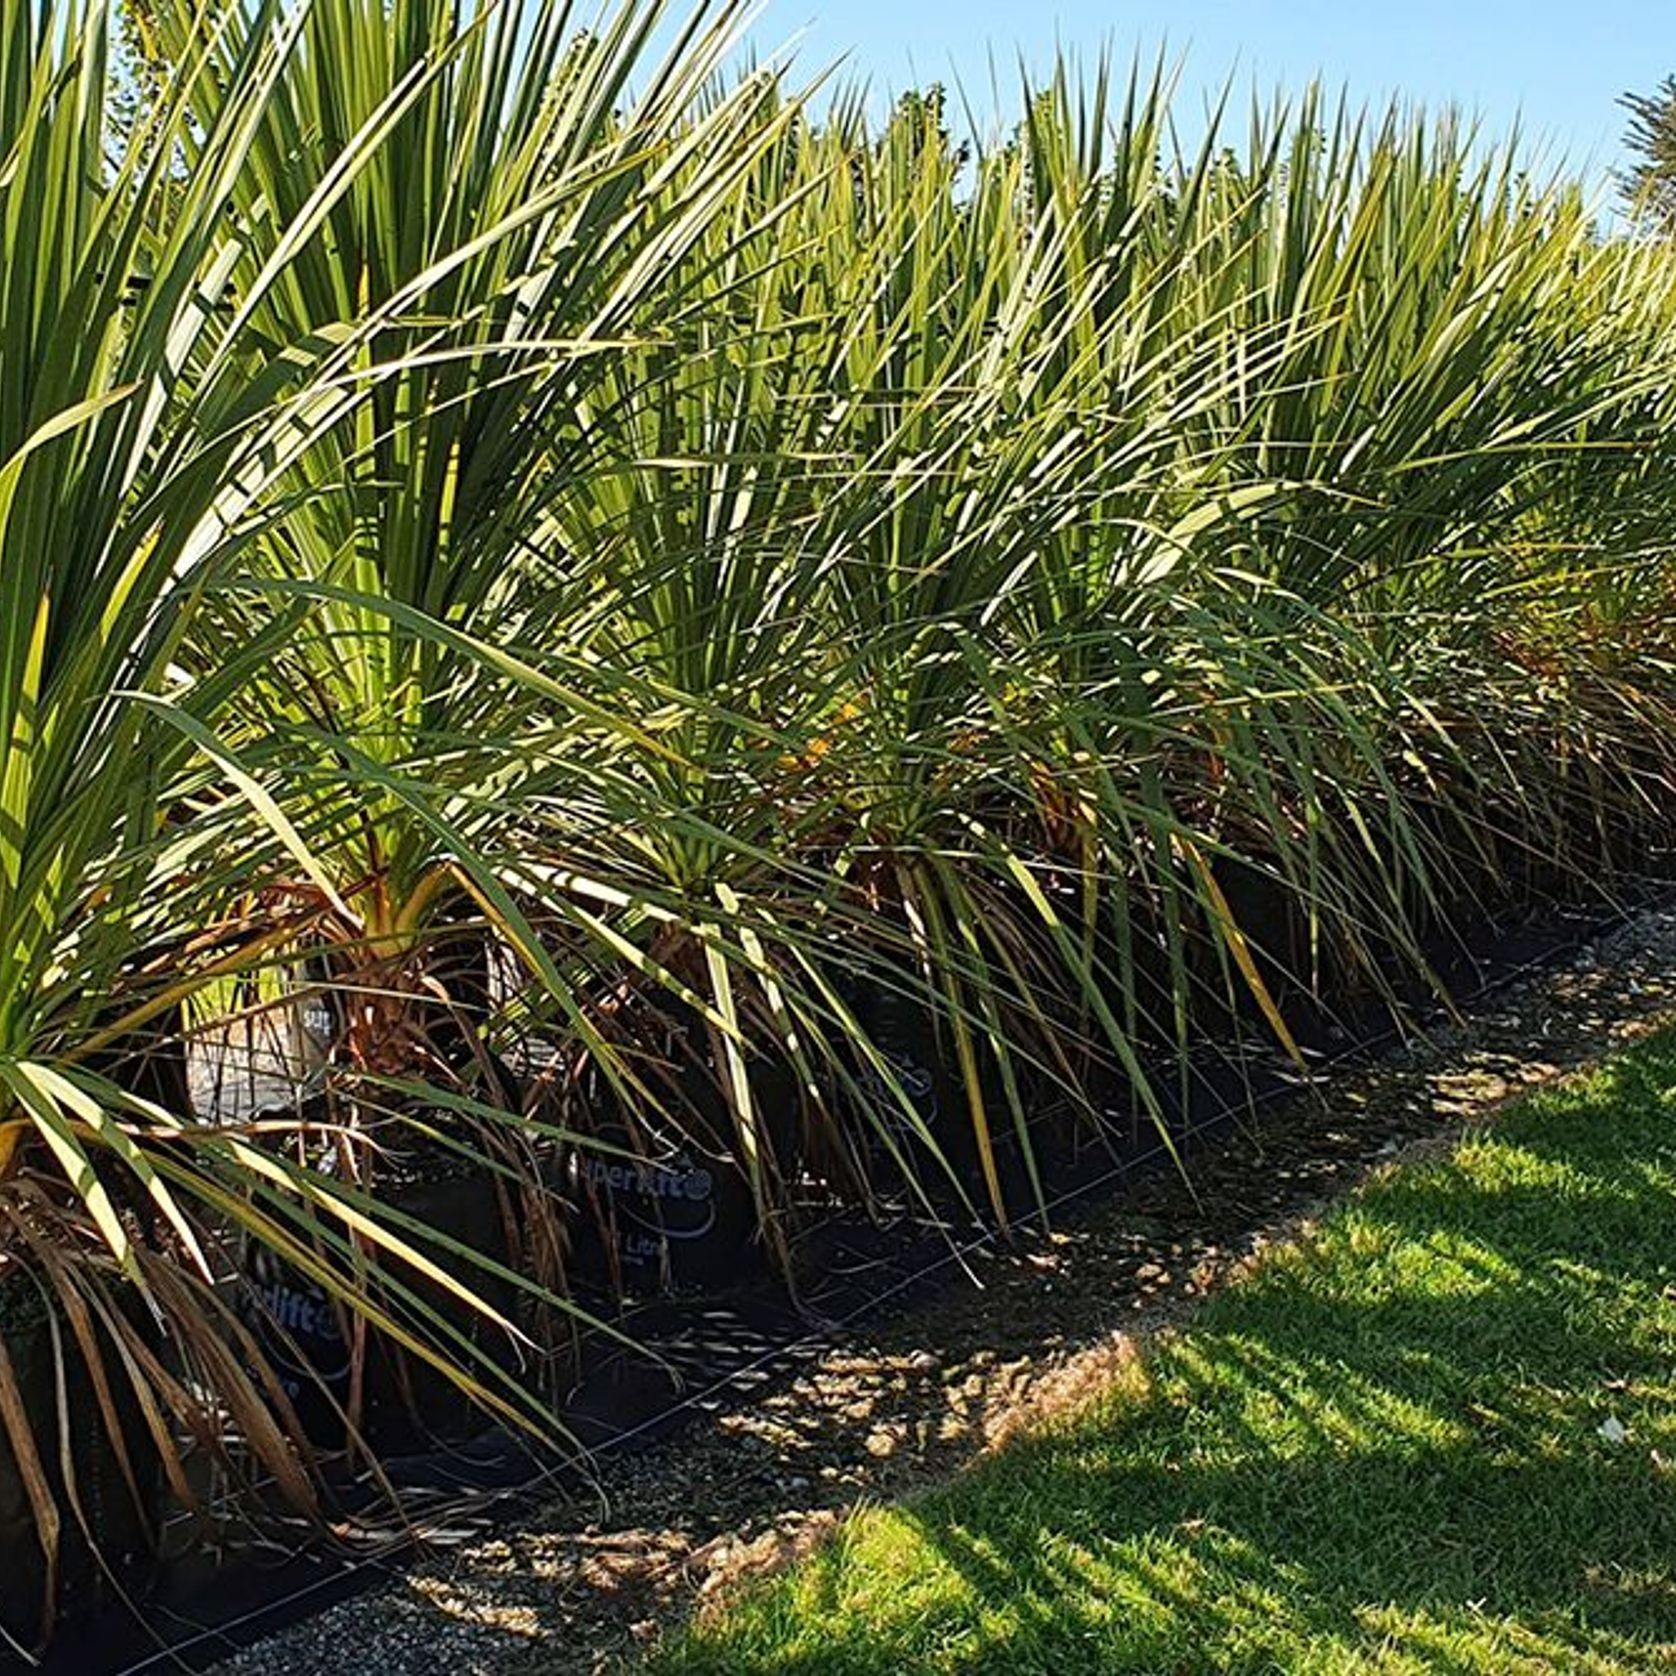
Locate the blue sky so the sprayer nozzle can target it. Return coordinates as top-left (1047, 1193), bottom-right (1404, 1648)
top-left (742, 0), bottom-right (1675, 197)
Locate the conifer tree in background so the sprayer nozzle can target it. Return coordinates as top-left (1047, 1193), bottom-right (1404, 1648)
top-left (1621, 75), bottom-right (1676, 226)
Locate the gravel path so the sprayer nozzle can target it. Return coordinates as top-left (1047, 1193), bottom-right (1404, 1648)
top-left (200, 901), bottom-right (1676, 1676)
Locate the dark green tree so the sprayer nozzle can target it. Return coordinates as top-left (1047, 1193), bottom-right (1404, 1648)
top-left (1620, 75), bottom-right (1676, 226)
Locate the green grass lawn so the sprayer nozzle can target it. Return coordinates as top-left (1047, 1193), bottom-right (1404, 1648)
top-left (653, 1031), bottom-right (1676, 1674)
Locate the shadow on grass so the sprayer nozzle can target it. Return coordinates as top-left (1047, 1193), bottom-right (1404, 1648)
top-left (663, 1039), bottom-right (1676, 1674)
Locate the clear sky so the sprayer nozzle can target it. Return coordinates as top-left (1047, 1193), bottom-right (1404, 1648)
top-left (745, 0), bottom-right (1676, 198)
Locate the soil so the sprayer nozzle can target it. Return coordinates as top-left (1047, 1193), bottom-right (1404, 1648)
top-left (188, 900), bottom-right (1676, 1676)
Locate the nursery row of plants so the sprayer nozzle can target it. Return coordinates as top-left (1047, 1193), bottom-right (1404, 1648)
top-left (5, 0), bottom-right (1676, 1651)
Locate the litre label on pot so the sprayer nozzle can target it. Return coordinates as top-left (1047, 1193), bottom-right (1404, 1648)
top-left (570, 1131), bottom-right (758, 1292)
top-left (576, 1151), bottom-right (718, 1268)
top-left (859, 1048), bottom-right (940, 1138)
top-left (237, 1245), bottom-right (352, 1437)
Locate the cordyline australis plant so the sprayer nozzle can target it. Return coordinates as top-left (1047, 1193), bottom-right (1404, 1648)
top-left (489, 69), bottom-right (1296, 1242)
top-left (158, 0), bottom-right (803, 1235)
top-left (471, 63), bottom-right (1676, 1254)
top-left (0, 0), bottom-right (714, 1648)
top-left (6, 0), bottom-right (1676, 1644)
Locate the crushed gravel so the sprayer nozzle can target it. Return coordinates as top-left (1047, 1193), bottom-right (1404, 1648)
top-left (199, 901), bottom-right (1676, 1676)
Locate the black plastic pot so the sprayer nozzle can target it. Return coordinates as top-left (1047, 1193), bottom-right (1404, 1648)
top-left (237, 1238), bottom-right (355, 1446)
top-left (236, 1128), bottom-right (522, 1450)
top-left (360, 1161), bottom-right (521, 1445)
top-left (0, 1275), bottom-right (160, 1654)
top-left (0, 1009), bottom-right (187, 1648)
top-left (849, 981), bottom-right (960, 1181)
top-left (562, 992), bottom-right (789, 1299)
top-left (840, 979), bottom-right (1060, 1226)
top-left (565, 1120), bottom-right (758, 1296)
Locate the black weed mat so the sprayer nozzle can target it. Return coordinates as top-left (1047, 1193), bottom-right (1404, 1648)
top-left (25, 891), bottom-right (1668, 1676)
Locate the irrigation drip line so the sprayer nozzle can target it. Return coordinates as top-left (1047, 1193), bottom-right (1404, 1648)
top-left (108, 890), bottom-right (1668, 1676)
